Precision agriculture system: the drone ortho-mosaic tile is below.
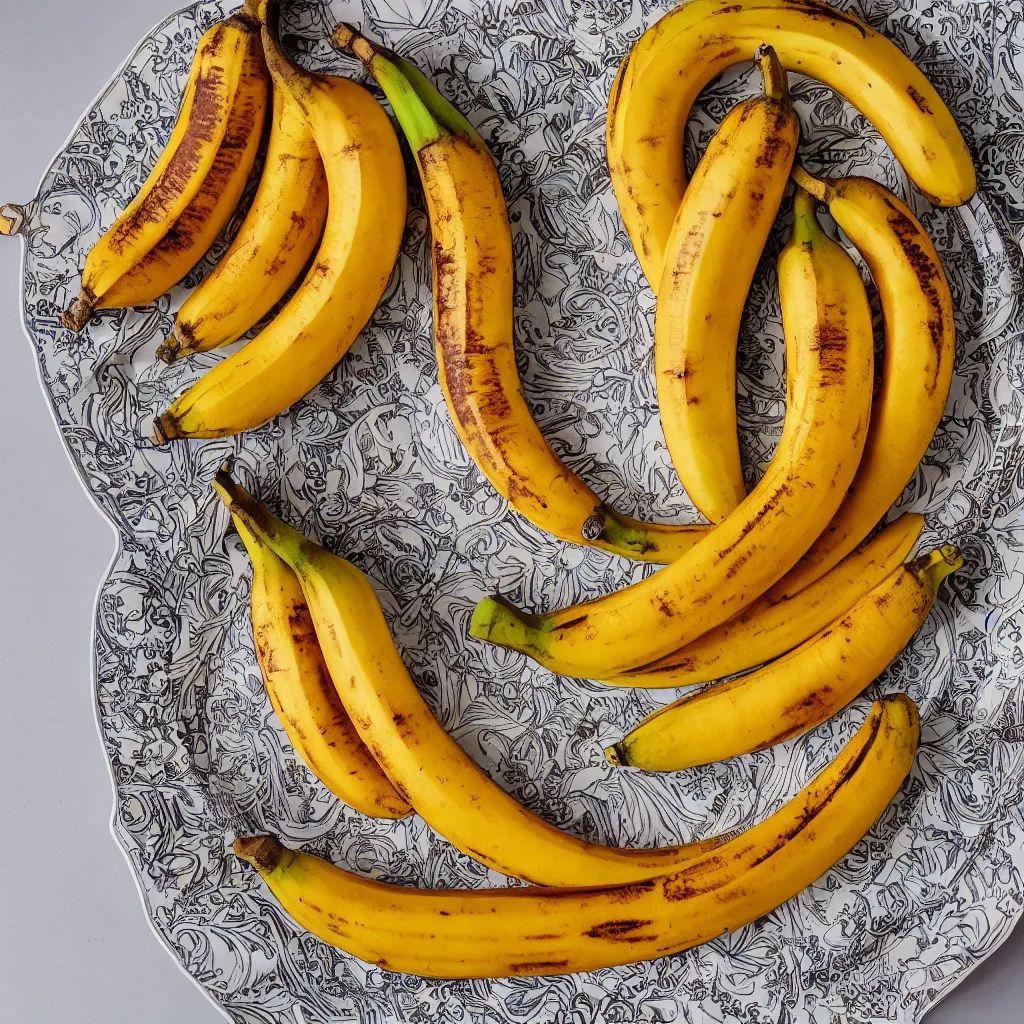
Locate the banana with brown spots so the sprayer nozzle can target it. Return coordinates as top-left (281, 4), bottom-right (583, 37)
top-left (769, 169), bottom-right (957, 598)
top-left (234, 695), bottom-right (920, 978)
top-left (334, 24), bottom-right (713, 564)
top-left (607, 0), bottom-right (976, 293)
top-left (214, 468), bottom-right (734, 887)
top-left (229, 506), bottom-right (411, 819)
top-left (153, 1), bottom-right (406, 441)
top-left (471, 188), bottom-right (874, 679)
top-left (64, 0), bottom-right (268, 331)
top-left (607, 546), bottom-right (959, 771)
top-left (158, 54), bottom-right (329, 363)
top-left (655, 44), bottom-right (798, 522)
top-left (608, 512), bottom-right (924, 689)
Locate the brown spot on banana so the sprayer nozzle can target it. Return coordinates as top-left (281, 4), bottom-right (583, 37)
top-left (585, 919), bottom-right (655, 941)
top-left (906, 85), bottom-right (933, 115)
top-left (509, 961), bottom-right (571, 974)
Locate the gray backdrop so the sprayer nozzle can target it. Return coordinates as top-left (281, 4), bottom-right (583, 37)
top-left (0, 1), bottom-right (1019, 1021)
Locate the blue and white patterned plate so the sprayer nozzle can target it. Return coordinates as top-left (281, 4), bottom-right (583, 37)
top-left (9, 0), bottom-right (1024, 1021)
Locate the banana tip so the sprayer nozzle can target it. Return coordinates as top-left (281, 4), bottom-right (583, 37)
top-left (469, 595), bottom-right (522, 641)
top-left (234, 834), bottom-right (284, 873)
top-left (332, 22), bottom-right (356, 50)
top-left (155, 337), bottom-right (181, 364)
top-left (62, 294), bottom-right (94, 332)
top-left (151, 414), bottom-right (177, 445)
top-left (604, 742), bottom-right (627, 767)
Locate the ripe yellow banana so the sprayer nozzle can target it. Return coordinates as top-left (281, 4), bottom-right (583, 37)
top-left (158, 70), bottom-right (330, 363)
top-left (656, 45), bottom-right (798, 522)
top-left (64, 1), bottom-right (267, 330)
top-left (100, 40), bottom-right (268, 310)
top-left (235, 695), bottom-right (919, 978)
top-left (770, 169), bottom-right (957, 598)
top-left (608, 0), bottom-right (976, 291)
top-left (152, 5), bottom-right (406, 442)
top-left (608, 547), bottom-right (959, 772)
top-left (231, 510), bottom-right (411, 819)
top-left (214, 469), bottom-right (730, 887)
top-left (612, 512), bottom-right (924, 688)
top-left (335, 25), bottom-right (711, 564)
top-left (470, 188), bottom-right (874, 679)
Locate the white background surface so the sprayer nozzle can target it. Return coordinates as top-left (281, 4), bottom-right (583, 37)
top-left (0, 2), bottom-right (1020, 1022)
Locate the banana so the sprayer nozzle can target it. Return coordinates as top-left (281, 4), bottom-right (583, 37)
top-left (64, 1), bottom-right (268, 330)
top-left (656, 45), bottom-right (798, 522)
top-left (608, 0), bottom-right (976, 291)
top-left (98, 42), bottom-right (268, 311)
top-left (611, 512), bottom-right (924, 689)
top-left (769, 169), bottom-right (957, 598)
top-left (231, 510), bottom-right (411, 819)
top-left (608, 547), bottom-right (959, 772)
top-left (235, 695), bottom-right (919, 978)
top-left (214, 469), bottom-right (732, 887)
top-left (158, 68), bottom-right (330, 363)
top-left (334, 25), bottom-right (711, 564)
top-left (470, 188), bottom-right (874, 679)
top-left (152, 3), bottom-right (406, 442)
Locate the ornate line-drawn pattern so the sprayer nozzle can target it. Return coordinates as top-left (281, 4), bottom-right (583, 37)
top-left (12, 0), bottom-right (1024, 1020)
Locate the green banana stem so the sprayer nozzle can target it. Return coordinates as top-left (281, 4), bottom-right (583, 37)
top-left (469, 596), bottom-right (550, 659)
top-left (755, 44), bottom-right (788, 103)
top-left (212, 465), bottom-right (311, 568)
top-left (332, 23), bottom-right (483, 151)
top-left (908, 544), bottom-right (963, 596)
top-left (790, 186), bottom-right (827, 246)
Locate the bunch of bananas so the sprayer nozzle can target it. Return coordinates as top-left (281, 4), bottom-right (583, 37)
top-left (66, 0), bottom-right (974, 985)
top-left (217, 467), bottom-right (923, 978)
top-left (65, 0), bottom-right (407, 441)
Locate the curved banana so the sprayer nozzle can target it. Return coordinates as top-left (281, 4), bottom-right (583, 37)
top-left (152, 5), bottom-right (406, 442)
top-left (470, 188), bottom-right (874, 679)
top-left (608, 0), bottom-right (975, 292)
top-left (158, 73), bottom-right (330, 363)
top-left (215, 470), bottom-right (730, 887)
top-left (608, 548), bottom-right (959, 772)
top-left (99, 40), bottom-right (268, 310)
top-left (769, 169), bottom-right (957, 598)
top-left (232, 511), bottom-right (411, 819)
top-left (235, 695), bottom-right (919, 978)
top-left (335, 25), bottom-right (711, 564)
top-left (612, 512), bottom-right (924, 689)
top-left (656, 45), bottom-right (798, 522)
top-left (64, 1), bottom-right (267, 330)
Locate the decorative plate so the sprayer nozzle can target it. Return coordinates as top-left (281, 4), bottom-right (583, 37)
top-left (11, 0), bottom-right (1024, 1021)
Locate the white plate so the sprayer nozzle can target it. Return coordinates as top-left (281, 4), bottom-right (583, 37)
top-left (11, 0), bottom-right (1024, 1021)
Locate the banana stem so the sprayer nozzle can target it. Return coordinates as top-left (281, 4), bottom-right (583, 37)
top-left (332, 23), bottom-right (483, 151)
top-left (792, 164), bottom-right (835, 204)
top-left (211, 465), bottom-right (311, 567)
top-left (755, 44), bottom-right (788, 103)
top-left (259, 0), bottom-right (310, 95)
top-left (469, 596), bottom-right (549, 659)
top-left (239, 0), bottom-right (262, 23)
top-left (790, 186), bottom-right (826, 246)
